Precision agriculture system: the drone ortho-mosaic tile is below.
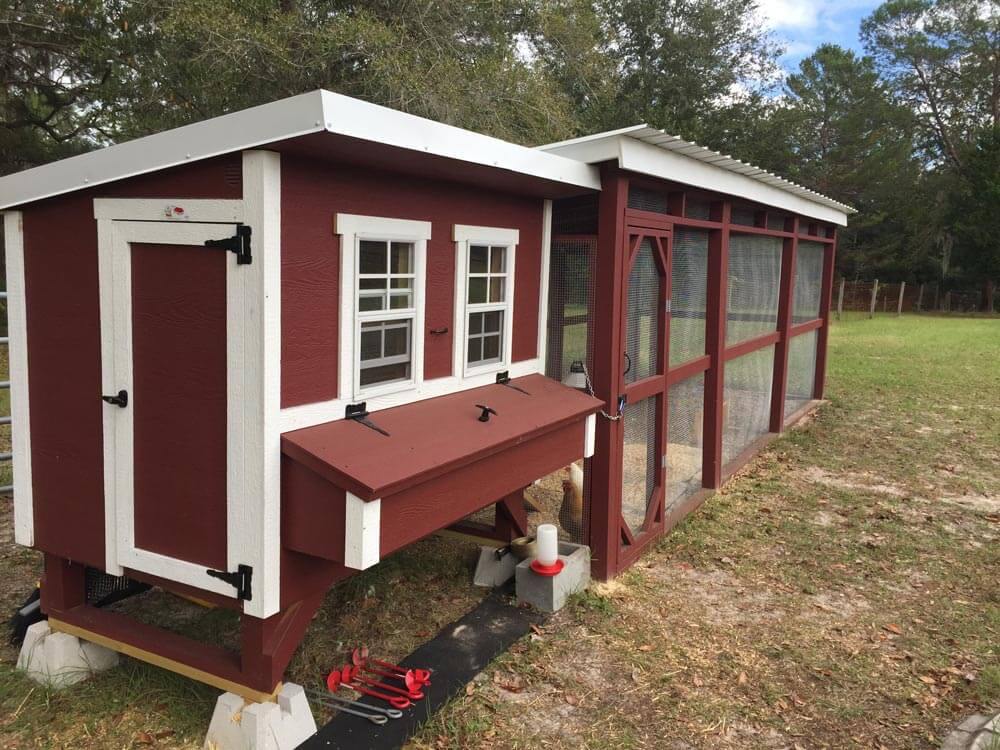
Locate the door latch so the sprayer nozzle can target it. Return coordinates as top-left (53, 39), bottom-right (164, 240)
top-left (101, 390), bottom-right (128, 408)
top-left (204, 224), bottom-right (252, 265)
top-left (206, 564), bottom-right (253, 601)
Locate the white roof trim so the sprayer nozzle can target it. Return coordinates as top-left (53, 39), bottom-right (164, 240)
top-left (0, 90), bottom-right (600, 209)
top-left (539, 124), bottom-right (855, 224)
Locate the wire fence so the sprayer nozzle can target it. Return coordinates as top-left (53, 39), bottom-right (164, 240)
top-left (835, 279), bottom-right (997, 318)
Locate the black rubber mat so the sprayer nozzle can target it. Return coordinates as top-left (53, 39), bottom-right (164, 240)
top-left (301, 587), bottom-right (544, 749)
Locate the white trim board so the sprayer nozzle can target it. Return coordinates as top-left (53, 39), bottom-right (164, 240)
top-left (344, 493), bottom-right (380, 570)
top-left (3, 211), bottom-right (33, 546)
top-left (537, 200), bottom-right (552, 364)
top-left (279, 357), bottom-right (543, 433)
top-left (94, 198), bottom-right (244, 223)
top-left (539, 129), bottom-right (854, 224)
top-left (0, 90), bottom-right (600, 210)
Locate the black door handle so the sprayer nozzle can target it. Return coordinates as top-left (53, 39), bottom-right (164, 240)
top-left (623, 352), bottom-right (632, 375)
top-left (102, 390), bottom-right (128, 408)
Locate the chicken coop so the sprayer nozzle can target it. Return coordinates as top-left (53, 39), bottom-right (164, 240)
top-left (0, 92), bottom-right (853, 700)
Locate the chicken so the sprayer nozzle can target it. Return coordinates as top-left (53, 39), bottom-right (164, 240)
top-left (559, 462), bottom-right (585, 533)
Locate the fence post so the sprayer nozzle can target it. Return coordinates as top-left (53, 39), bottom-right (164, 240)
top-left (897, 281), bottom-right (905, 316)
top-left (916, 283), bottom-right (924, 312)
top-left (944, 290), bottom-right (951, 312)
top-left (869, 279), bottom-right (879, 318)
top-left (836, 278), bottom-right (845, 320)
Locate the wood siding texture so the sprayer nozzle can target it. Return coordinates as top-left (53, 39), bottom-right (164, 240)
top-left (280, 154), bottom-right (545, 408)
top-left (19, 157), bottom-right (241, 569)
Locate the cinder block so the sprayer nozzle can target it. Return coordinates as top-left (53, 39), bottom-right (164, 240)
top-left (515, 542), bottom-right (591, 613)
top-left (473, 546), bottom-right (518, 587)
top-left (16, 620), bottom-right (119, 689)
top-left (204, 683), bottom-right (316, 750)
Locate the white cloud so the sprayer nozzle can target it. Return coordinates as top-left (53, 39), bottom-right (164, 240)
top-left (756, 0), bottom-right (823, 31)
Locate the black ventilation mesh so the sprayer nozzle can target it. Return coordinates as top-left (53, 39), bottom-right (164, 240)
top-left (784, 331), bottom-right (817, 420)
top-left (552, 195), bottom-right (599, 235)
top-left (731, 206), bottom-right (757, 226)
top-left (667, 373), bottom-right (705, 509)
top-left (624, 241), bottom-right (661, 384)
top-left (726, 234), bottom-right (782, 345)
top-left (722, 345), bottom-right (775, 466)
top-left (793, 241), bottom-right (824, 323)
top-left (670, 229), bottom-right (709, 366)
top-left (627, 186), bottom-right (668, 214)
top-left (685, 198), bottom-right (712, 220)
top-left (767, 214), bottom-right (788, 232)
top-left (621, 395), bottom-right (658, 535)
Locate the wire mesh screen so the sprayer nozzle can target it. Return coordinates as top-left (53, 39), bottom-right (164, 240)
top-left (544, 236), bottom-right (596, 382)
top-left (793, 241), bottom-right (825, 323)
top-left (722, 345), bottom-right (775, 466)
top-left (622, 395), bottom-right (659, 535)
top-left (666, 373), bottom-right (705, 510)
top-left (552, 195), bottom-right (599, 235)
top-left (624, 240), bottom-right (661, 384)
top-left (686, 197), bottom-right (712, 220)
top-left (671, 229), bottom-right (709, 366)
top-left (784, 331), bottom-right (817, 421)
top-left (628, 185), bottom-right (668, 214)
top-left (731, 206), bottom-right (757, 226)
top-left (726, 234), bottom-right (782, 345)
top-left (767, 214), bottom-right (788, 232)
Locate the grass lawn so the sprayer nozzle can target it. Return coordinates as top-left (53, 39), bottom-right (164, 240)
top-left (0, 313), bottom-right (997, 749)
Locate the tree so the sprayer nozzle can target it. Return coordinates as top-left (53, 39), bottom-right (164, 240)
top-left (861, 0), bottom-right (1000, 169)
top-left (947, 127), bottom-right (1000, 310)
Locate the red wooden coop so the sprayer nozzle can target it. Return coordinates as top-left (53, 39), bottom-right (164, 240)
top-left (0, 92), bottom-right (853, 700)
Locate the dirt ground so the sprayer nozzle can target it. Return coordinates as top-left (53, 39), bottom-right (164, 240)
top-left (0, 314), bottom-right (997, 749)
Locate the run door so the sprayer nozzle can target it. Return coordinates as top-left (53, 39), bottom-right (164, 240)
top-left (99, 218), bottom-right (253, 600)
top-left (618, 226), bottom-right (671, 564)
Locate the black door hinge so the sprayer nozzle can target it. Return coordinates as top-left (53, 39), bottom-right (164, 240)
top-left (206, 564), bottom-right (253, 601)
top-left (204, 224), bottom-right (252, 265)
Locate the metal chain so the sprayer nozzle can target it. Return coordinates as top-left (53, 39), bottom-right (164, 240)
top-left (581, 362), bottom-right (623, 421)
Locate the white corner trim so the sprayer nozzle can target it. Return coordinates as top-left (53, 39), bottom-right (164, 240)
top-left (3, 212), bottom-right (33, 546)
top-left (238, 150), bottom-right (282, 619)
top-left (335, 214), bottom-right (432, 241)
top-left (452, 224), bottom-right (519, 245)
top-left (93, 198), bottom-right (244, 223)
top-left (537, 200), bottom-right (552, 364)
top-left (584, 413), bottom-right (596, 459)
top-left (344, 493), bottom-right (381, 570)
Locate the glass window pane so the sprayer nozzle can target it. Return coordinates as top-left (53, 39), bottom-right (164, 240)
top-left (489, 277), bottom-right (505, 303)
top-left (468, 277), bottom-right (487, 304)
top-left (469, 311), bottom-right (483, 334)
top-left (390, 278), bottom-right (412, 290)
top-left (360, 278), bottom-right (386, 290)
top-left (390, 242), bottom-right (412, 274)
top-left (359, 240), bottom-right (387, 274)
top-left (360, 330), bottom-right (381, 361)
top-left (470, 245), bottom-right (489, 273)
top-left (358, 295), bottom-right (384, 312)
top-left (384, 324), bottom-right (409, 356)
top-left (490, 246), bottom-right (506, 273)
top-left (482, 334), bottom-right (501, 361)
top-left (360, 362), bottom-right (409, 387)
top-left (467, 337), bottom-right (482, 363)
top-left (389, 292), bottom-right (411, 309)
top-left (483, 310), bottom-right (502, 333)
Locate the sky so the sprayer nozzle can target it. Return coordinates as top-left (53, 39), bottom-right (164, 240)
top-left (756, 0), bottom-right (884, 71)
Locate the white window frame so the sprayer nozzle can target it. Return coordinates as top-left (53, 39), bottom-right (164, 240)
top-left (336, 214), bottom-right (431, 402)
top-left (453, 225), bottom-right (519, 379)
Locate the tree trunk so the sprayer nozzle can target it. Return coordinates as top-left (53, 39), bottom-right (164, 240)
top-left (983, 279), bottom-right (996, 313)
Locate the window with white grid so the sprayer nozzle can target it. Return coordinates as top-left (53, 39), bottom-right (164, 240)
top-left (453, 225), bottom-right (518, 377)
top-left (336, 214), bottom-right (430, 400)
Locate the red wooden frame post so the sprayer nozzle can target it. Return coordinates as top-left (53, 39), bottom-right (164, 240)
top-left (813, 229), bottom-right (837, 398)
top-left (770, 217), bottom-right (798, 431)
top-left (587, 166), bottom-right (628, 579)
top-left (702, 201), bottom-right (731, 488)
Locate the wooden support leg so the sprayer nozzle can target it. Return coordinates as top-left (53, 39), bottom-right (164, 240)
top-left (494, 489), bottom-right (529, 541)
top-left (40, 554), bottom-right (86, 612)
top-left (240, 591), bottom-right (326, 692)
